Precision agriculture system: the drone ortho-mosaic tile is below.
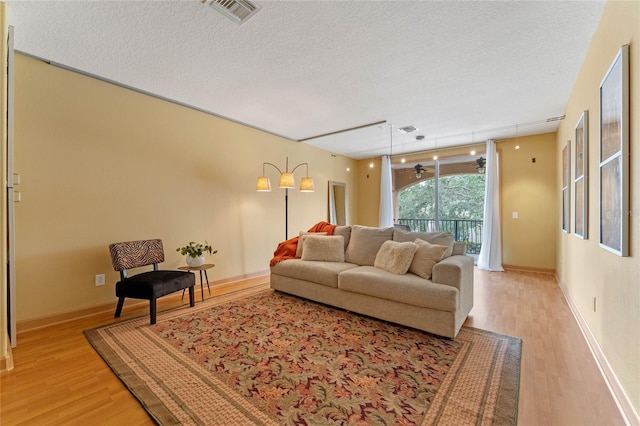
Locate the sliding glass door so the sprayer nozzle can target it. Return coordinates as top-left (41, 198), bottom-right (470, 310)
top-left (396, 155), bottom-right (485, 255)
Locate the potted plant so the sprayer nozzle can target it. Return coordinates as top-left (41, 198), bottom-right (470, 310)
top-left (176, 241), bottom-right (217, 267)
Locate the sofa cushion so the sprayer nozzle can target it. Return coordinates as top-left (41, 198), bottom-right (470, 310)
top-left (452, 241), bottom-right (467, 256)
top-left (409, 238), bottom-right (448, 280)
top-left (374, 240), bottom-right (418, 275)
top-left (334, 226), bottom-right (352, 251)
top-left (295, 231), bottom-right (328, 258)
top-left (338, 266), bottom-right (458, 311)
top-left (301, 235), bottom-right (345, 262)
top-left (393, 230), bottom-right (454, 258)
top-left (271, 259), bottom-right (357, 288)
top-left (345, 225), bottom-right (394, 266)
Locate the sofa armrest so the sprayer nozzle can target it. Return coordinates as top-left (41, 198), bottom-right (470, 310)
top-left (432, 254), bottom-right (474, 313)
top-left (432, 255), bottom-right (472, 288)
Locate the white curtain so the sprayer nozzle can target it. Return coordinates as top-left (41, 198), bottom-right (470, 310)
top-left (379, 155), bottom-right (394, 227)
top-left (477, 140), bottom-right (504, 271)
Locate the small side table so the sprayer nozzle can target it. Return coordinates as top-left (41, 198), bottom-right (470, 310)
top-left (179, 264), bottom-right (215, 302)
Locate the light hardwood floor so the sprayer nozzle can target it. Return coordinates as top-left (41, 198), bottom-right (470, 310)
top-left (0, 270), bottom-right (625, 425)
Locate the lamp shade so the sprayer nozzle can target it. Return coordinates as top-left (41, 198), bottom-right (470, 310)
top-left (279, 172), bottom-right (295, 188)
top-left (299, 177), bottom-right (314, 192)
top-left (256, 176), bottom-right (272, 192)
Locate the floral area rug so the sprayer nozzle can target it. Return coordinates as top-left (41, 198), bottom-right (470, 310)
top-left (84, 289), bottom-right (521, 425)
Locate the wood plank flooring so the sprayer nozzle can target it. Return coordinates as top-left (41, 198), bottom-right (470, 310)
top-left (465, 269), bottom-right (624, 425)
top-left (0, 270), bottom-right (625, 425)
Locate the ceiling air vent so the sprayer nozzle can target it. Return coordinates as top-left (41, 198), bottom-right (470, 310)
top-left (397, 125), bottom-right (418, 134)
top-left (204, 0), bottom-right (261, 24)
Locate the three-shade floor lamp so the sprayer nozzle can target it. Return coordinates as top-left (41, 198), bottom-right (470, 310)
top-left (256, 157), bottom-right (314, 240)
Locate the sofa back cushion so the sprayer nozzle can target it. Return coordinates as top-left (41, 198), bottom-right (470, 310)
top-left (393, 230), bottom-right (454, 258)
top-left (301, 235), bottom-right (345, 262)
top-left (374, 240), bottom-right (418, 275)
top-left (345, 225), bottom-right (394, 266)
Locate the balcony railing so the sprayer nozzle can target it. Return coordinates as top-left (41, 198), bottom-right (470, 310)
top-left (396, 218), bottom-right (483, 254)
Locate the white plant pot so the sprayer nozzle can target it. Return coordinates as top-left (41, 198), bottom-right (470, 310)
top-left (186, 255), bottom-right (205, 267)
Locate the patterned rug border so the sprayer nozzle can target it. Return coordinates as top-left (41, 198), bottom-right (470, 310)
top-left (84, 288), bottom-right (521, 425)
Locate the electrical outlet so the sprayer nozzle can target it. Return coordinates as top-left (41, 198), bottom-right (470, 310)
top-left (95, 274), bottom-right (105, 287)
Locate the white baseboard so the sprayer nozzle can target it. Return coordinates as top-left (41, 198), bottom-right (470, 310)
top-left (1, 344), bottom-right (14, 372)
top-left (17, 270), bottom-right (270, 334)
top-left (557, 276), bottom-right (640, 426)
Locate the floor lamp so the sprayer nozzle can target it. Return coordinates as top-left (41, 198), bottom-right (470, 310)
top-left (256, 157), bottom-right (314, 240)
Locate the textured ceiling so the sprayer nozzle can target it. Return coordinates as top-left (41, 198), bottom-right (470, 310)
top-left (6, 0), bottom-right (606, 159)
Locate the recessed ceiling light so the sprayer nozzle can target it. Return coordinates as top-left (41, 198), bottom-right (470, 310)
top-left (470, 150), bottom-right (476, 155)
top-left (397, 125), bottom-right (418, 134)
top-left (401, 158), bottom-right (406, 163)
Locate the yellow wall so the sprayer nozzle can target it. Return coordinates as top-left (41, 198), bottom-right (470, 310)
top-left (1, 1), bottom-right (9, 361)
top-left (556, 0), bottom-right (640, 413)
top-left (13, 54), bottom-right (358, 322)
top-left (499, 133), bottom-right (557, 270)
top-left (356, 157), bottom-right (381, 226)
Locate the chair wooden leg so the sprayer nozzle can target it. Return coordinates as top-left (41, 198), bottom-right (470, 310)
top-left (114, 297), bottom-right (125, 318)
top-left (150, 299), bottom-right (157, 325)
top-left (189, 286), bottom-right (195, 307)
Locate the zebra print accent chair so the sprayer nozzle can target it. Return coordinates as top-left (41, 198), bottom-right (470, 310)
top-left (109, 239), bottom-right (195, 324)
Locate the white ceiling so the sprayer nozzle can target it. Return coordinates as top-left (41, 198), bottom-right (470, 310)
top-left (6, 0), bottom-right (606, 159)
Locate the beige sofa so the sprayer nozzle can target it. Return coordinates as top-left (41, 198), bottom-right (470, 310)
top-left (270, 225), bottom-right (474, 338)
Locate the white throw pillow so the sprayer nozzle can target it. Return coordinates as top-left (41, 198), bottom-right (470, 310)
top-left (301, 235), bottom-right (345, 262)
top-left (373, 240), bottom-right (418, 275)
top-left (296, 231), bottom-right (328, 258)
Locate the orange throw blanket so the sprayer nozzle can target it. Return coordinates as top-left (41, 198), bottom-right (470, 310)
top-left (270, 221), bottom-right (337, 267)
